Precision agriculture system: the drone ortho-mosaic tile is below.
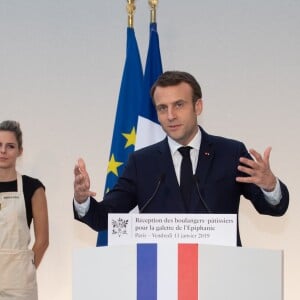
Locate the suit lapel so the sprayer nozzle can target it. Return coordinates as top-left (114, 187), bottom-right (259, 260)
top-left (157, 138), bottom-right (180, 189)
top-left (188, 128), bottom-right (214, 212)
top-left (195, 128), bottom-right (215, 187)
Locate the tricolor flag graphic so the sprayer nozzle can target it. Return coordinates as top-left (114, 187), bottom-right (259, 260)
top-left (73, 243), bottom-right (283, 300)
top-left (137, 244), bottom-right (198, 300)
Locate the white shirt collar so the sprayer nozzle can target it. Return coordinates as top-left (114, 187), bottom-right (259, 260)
top-left (168, 127), bottom-right (201, 155)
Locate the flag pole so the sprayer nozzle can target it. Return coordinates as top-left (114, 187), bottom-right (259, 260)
top-left (148, 0), bottom-right (158, 23)
top-left (127, 0), bottom-right (136, 28)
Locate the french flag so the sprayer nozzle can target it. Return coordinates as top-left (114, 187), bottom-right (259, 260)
top-left (73, 243), bottom-right (200, 300)
top-left (137, 243), bottom-right (198, 300)
top-left (73, 243), bottom-right (282, 300)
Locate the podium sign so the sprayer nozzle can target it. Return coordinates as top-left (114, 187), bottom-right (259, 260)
top-left (108, 213), bottom-right (237, 246)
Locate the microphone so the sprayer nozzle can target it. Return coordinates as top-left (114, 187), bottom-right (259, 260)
top-left (193, 175), bottom-right (212, 213)
top-left (139, 174), bottom-right (165, 213)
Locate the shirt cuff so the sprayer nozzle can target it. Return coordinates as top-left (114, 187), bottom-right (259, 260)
top-left (73, 197), bottom-right (91, 218)
top-left (261, 178), bottom-right (282, 206)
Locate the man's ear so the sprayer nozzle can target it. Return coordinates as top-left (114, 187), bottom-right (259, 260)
top-left (195, 98), bottom-right (203, 116)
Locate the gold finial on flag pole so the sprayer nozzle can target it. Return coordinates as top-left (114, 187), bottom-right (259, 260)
top-left (148, 0), bottom-right (158, 23)
top-left (126, 0), bottom-right (136, 28)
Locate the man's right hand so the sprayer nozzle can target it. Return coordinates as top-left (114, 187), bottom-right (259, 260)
top-left (74, 158), bottom-right (96, 203)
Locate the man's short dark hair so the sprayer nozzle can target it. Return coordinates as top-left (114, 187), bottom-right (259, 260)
top-left (150, 71), bottom-right (202, 103)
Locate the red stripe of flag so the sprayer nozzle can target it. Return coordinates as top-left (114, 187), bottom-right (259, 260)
top-left (178, 244), bottom-right (198, 300)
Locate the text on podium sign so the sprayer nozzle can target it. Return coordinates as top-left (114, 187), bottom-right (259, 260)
top-left (108, 213), bottom-right (237, 246)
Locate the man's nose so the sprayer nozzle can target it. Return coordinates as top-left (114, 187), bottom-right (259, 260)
top-left (167, 107), bottom-right (176, 120)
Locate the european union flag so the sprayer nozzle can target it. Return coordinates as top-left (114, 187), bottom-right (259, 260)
top-left (97, 27), bottom-right (143, 246)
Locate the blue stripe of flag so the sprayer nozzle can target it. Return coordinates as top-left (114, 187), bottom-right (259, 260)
top-left (137, 244), bottom-right (157, 300)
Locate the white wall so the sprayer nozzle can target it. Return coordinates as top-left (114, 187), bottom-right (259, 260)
top-left (1, 1), bottom-right (299, 299)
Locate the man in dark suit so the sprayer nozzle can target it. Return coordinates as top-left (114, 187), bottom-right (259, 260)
top-left (73, 71), bottom-right (289, 246)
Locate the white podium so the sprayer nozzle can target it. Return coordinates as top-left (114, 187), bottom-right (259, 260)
top-left (73, 244), bottom-right (283, 300)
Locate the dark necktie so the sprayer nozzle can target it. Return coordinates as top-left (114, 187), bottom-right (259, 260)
top-left (178, 146), bottom-right (193, 208)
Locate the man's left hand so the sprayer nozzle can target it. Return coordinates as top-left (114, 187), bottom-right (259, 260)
top-left (236, 146), bottom-right (277, 191)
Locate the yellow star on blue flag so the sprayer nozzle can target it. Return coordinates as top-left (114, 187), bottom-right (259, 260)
top-left (107, 154), bottom-right (123, 177)
top-left (122, 127), bottom-right (136, 148)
